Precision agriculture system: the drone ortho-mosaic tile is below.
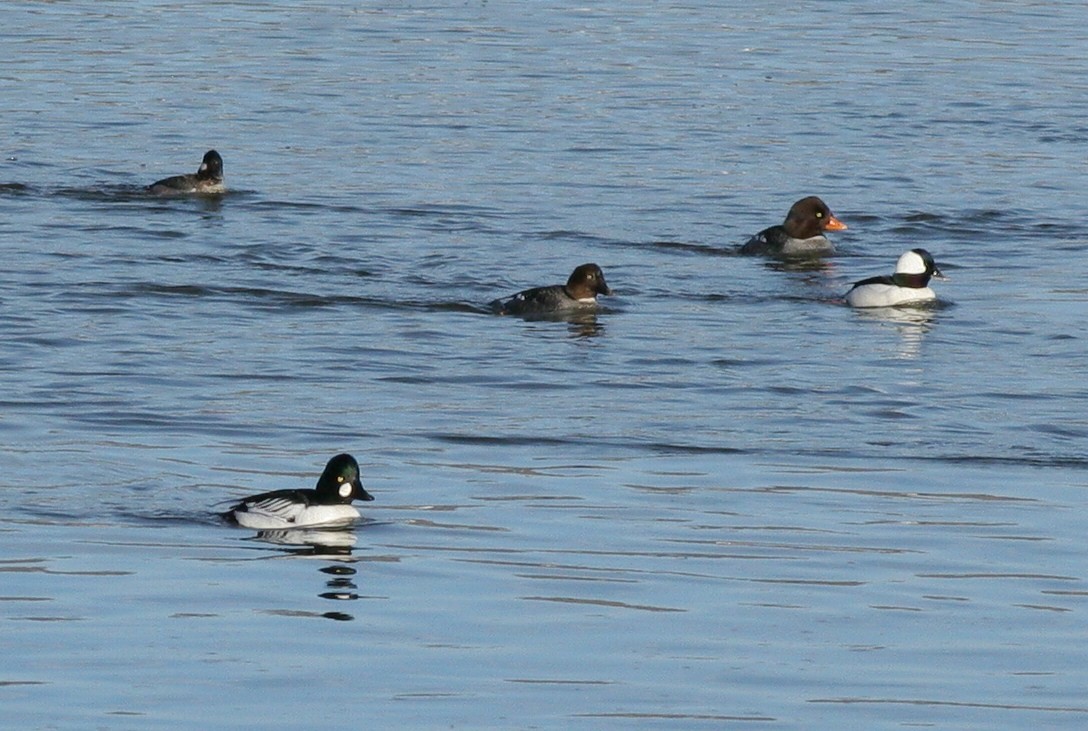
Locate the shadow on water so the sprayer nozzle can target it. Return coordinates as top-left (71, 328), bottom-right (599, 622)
top-left (0, 182), bottom-right (32, 195)
top-left (845, 300), bottom-right (950, 358)
top-left (237, 525), bottom-right (384, 622)
top-left (848, 300), bottom-right (946, 324)
top-left (248, 526), bottom-right (361, 553)
top-left (490, 307), bottom-right (609, 339)
top-left (765, 256), bottom-right (837, 274)
top-left (0, 181), bottom-right (259, 213)
top-left (54, 184), bottom-right (234, 208)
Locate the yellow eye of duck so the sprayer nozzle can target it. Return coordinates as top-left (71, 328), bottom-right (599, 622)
top-left (815, 211), bottom-right (823, 218)
top-left (337, 476), bottom-right (344, 483)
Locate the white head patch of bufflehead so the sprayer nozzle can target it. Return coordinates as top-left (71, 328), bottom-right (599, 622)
top-left (490, 263), bottom-right (613, 316)
top-left (739, 196), bottom-right (847, 257)
top-left (845, 248), bottom-right (946, 308)
top-left (148, 149), bottom-right (224, 195)
top-left (221, 453), bottom-right (374, 530)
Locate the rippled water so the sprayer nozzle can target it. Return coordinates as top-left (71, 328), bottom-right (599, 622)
top-left (3, 2), bottom-right (1088, 729)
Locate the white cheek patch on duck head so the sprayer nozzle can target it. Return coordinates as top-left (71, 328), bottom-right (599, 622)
top-left (339, 483), bottom-right (353, 498)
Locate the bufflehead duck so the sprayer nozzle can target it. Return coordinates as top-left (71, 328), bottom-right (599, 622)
top-left (845, 248), bottom-right (946, 308)
top-left (148, 149), bottom-right (224, 195)
top-left (221, 453), bottom-right (374, 530)
top-left (490, 263), bottom-right (612, 316)
top-left (739, 196), bottom-right (847, 257)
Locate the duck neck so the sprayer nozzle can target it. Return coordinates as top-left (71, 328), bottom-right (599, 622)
top-left (892, 272), bottom-right (930, 289)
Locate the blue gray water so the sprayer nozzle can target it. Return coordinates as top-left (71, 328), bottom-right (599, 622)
top-left (3, 2), bottom-right (1087, 729)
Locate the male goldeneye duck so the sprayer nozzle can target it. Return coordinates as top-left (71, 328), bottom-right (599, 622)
top-left (490, 262), bottom-right (613, 316)
top-left (845, 248), bottom-right (946, 308)
top-left (739, 196), bottom-right (847, 257)
top-left (148, 149), bottom-right (224, 195)
top-left (221, 453), bottom-right (374, 530)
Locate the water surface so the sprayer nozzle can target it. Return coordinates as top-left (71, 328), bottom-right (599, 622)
top-left (2, 2), bottom-right (1087, 729)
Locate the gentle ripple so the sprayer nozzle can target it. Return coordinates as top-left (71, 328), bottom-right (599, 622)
top-left (2, 1), bottom-right (1088, 729)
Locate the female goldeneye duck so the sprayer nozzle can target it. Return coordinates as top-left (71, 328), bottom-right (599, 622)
top-left (845, 248), bottom-right (946, 308)
top-left (221, 453), bottom-right (374, 530)
top-left (148, 149), bottom-right (224, 195)
top-left (490, 262), bottom-right (613, 316)
top-left (739, 196), bottom-right (847, 257)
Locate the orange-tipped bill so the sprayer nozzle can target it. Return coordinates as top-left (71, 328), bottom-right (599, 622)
top-left (823, 215), bottom-right (847, 232)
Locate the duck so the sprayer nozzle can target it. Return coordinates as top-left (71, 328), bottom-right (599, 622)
top-left (739, 196), bottom-right (847, 257)
top-left (845, 248), bottom-right (946, 308)
top-left (221, 453), bottom-right (374, 530)
top-left (148, 149), bottom-right (224, 195)
top-left (490, 263), bottom-right (612, 316)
